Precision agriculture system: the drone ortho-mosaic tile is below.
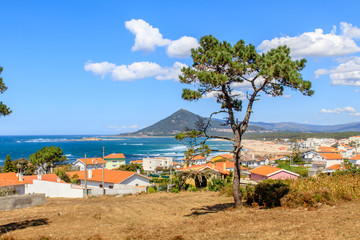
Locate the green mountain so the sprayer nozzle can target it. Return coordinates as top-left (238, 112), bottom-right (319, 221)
top-left (120, 109), bottom-right (266, 136)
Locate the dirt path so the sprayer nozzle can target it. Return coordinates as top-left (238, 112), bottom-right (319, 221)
top-left (1, 192), bottom-right (360, 239)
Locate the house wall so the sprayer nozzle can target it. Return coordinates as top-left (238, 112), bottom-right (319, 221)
top-left (268, 171), bottom-right (298, 180)
top-left (325, 160), bottom-right (344, 168)
top-left (26, 180), bottom-right (84, 198)
top-left (80, 180), bottom-right (114, 189)
top-left (250, 173), bottom-right (267, 181)
top-left (121, 174), bottom-right (150, 187)
top-left (105, 160), bottom-right (125, 170)
top-left (73, 161), bottom-right (104, 171)
top-left (143, 157), bottom-right (173, 172)
top-left (349, 159), bottom-right (360, 165)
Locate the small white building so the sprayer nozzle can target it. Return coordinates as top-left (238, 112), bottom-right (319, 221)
top-left (349, 154), bottom-right (360, 166)
top-left (72, 157), bottom-right (107, 170)
top-left (68, 169), bottom-right (151, 189)
top-left (142, 157), bottom-right (173, 172)
top-left (311, 153), bottom-right (344, 169)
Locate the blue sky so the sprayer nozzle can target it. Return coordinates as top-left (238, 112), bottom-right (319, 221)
top-left (1, 0), bottom-right (360, 135)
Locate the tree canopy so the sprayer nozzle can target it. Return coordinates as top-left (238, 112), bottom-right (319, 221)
top-left (29, 146), bottom-right (67, 173)
top-left (2, 154), bottom-right (16, 173)
top-left (0, 67), bottom-right (12, 117)
top-left (177, 35), bottom-right (313, 206)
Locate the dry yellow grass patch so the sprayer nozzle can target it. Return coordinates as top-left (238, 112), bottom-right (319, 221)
top-left (0, 191), bottom-right (360, 239)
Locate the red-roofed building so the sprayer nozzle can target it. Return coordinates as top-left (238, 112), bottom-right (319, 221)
top-left (104, 153), bottom-right (126, 169)
top-left (0, 172), bottom-right (26, 194)
top-left (72, 158), bottom-right (107, 170)
top-left (68, 169), bottom-right (151, 189)
top-left (311, 153), bottom-right (344, 169)
top-left (130, 160), bottom-right (143, 165)
top-left (349, 154), bottom-right (360, 166)
top-left (249, 165), bottom-right (299, 181)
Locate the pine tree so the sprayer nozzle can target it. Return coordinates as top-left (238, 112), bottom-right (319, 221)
top-left (177, 35), bottom-right (313, 207)
top-left (2, 154), bottom-right (15, 173)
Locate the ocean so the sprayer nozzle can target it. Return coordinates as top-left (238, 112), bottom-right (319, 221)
top-left (0, 135), bottom-right (233, 166)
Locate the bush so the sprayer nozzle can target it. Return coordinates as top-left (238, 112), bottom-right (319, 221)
top-left (208, 178), bottom-right (226, 192)
top-left (246, 179), bottom-right (290, 208)
top-left (171, 187), bottom-right (179, 193)
top-left (187, 185), bottom-right (197, 192)
top-left (0, 186), bottom-right (18, 196)
top-left (148, 187), bottom-right (156, 193)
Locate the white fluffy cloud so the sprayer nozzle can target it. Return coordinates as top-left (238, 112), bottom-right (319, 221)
top-left (125, 19), bottom-right (199, 58)
top-left (315, 57), bottom-right (360, 86)
top-left (125, 19), bottom-right (171, 52)
top-left (85, 61), bottom-right (187, 81)
top-left (84, 61), bottom-right (116, 79)
top-left (203, 90), bottom-right (246, 100)
top-left (320, 106), bottom-right (355, 114)
top-left (166, 36), bottom-right (200, 58)
top-left (258, 22), bottom-right (360, 58)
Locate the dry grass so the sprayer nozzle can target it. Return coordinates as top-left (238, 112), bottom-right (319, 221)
top-left (1, 191), bottom-right (360, 239)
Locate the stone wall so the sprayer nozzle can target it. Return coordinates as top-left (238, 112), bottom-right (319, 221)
top-left (0, 194), bottom-right (45, 211)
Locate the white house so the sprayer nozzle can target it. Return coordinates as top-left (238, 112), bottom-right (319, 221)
top-left (183, 155), bottom-right (207, 165)
top-left (68, 169), bottom-right (151, 189)
top-left (349, 154), bottom-right (360, 166)
top-left (0, 172), bottom-right (26, 195)
top-left (142, 157), bottom-right (173, 172)
top-left (72, 157), bottom-right (107, 170)
top-left (311, 153), bottom-right (344, 169)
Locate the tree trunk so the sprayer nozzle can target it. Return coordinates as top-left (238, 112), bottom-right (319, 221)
top-left (233, 135), bottom-right (242, 207)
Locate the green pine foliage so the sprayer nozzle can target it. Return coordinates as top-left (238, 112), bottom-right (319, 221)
top-left (0, 66), bottom-right (12, 117)
top-left (2, 154), bottom-right (16, 173)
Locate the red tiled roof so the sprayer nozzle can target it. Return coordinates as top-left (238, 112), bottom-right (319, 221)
top-left (269, 155), bottom-right (288, 161)
top-left (104, 153), bottom-right (125, 159)
top-left (182, 155), bottom-right (206, 161)
top-left (327, 164), bottom-right (349, 170)
top-left (0, 172), bottom-right (26, 187)
top-left (23, 174), bottom-right (65, 184)
top-left (249, 165), bottom-right (282, 176)
top-left (130, 160), bottom-right (143, 164)
top-left (68, 169), bottom-right (149, 184)
top-left (319, 153), bottom-right (343, 160)
top-left (350, 154), bottom-right (360, 160)
top-left (77, 158), bottom-right (107, 165)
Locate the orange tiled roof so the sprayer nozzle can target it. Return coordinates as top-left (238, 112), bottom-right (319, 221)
top-left (23, 174), bottom-right (65, 184)
top-left (130, 160), bottom-right (143, 164)
top-left (77, 158), bottom-right (107, 165)
top-left (104, 153), bottom-right (125, 159)
top-left (249, 165), bottom-right (282, 176)
top-left (319, 153), bottom-right (343, 160)
top-left (317, 146), bottom-right (337, 152)
top-left (68, 169), bottom-right (148, 184)
top-left (350, 154), bottom-right (360, 160)
top-left (182, 155), bottom-right (206, 161)
top-left (269, 155), bottom-right (287, 161)
top-left (0, 172), bottom-right (26, 187)
top-left (327, 164), bottom-right (347, 170)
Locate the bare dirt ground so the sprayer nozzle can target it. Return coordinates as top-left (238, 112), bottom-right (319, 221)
top-left (242, 140), bottom-right (292, 157)
top-left (1, 191), bottom-right (360, 240)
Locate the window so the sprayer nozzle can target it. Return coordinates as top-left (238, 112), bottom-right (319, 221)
top-left (136, 183), bottom-right (138, 186)
top-left (99, 184), bottom-right (103, 188)
top-left (109, 185), bottom-right (113, 189)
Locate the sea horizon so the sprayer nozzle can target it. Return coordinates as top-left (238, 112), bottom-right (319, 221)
top-left (0, 135), bottom-right (233, 166)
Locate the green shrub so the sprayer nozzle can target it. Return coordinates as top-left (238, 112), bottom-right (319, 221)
top-left (171, 187), bottom-right (179, 193)
top-left (208, 178), bottom-right (226, 192)
top-left (246, 179), bottom-right (290, 208)
top-left (148, 187), bottom-right (156, 193)
top-left (187, 185), bottom-right (197, 192)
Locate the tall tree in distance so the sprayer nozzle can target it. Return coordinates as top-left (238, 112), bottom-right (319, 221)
top-left (0, 67), bottom-right (12, 117)
top-left (2, 154), bottom-right (16, 173)
top-left (29, 146), bottom-right (67, 173)
top-left (176, 35), bottom-right (313, 207)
